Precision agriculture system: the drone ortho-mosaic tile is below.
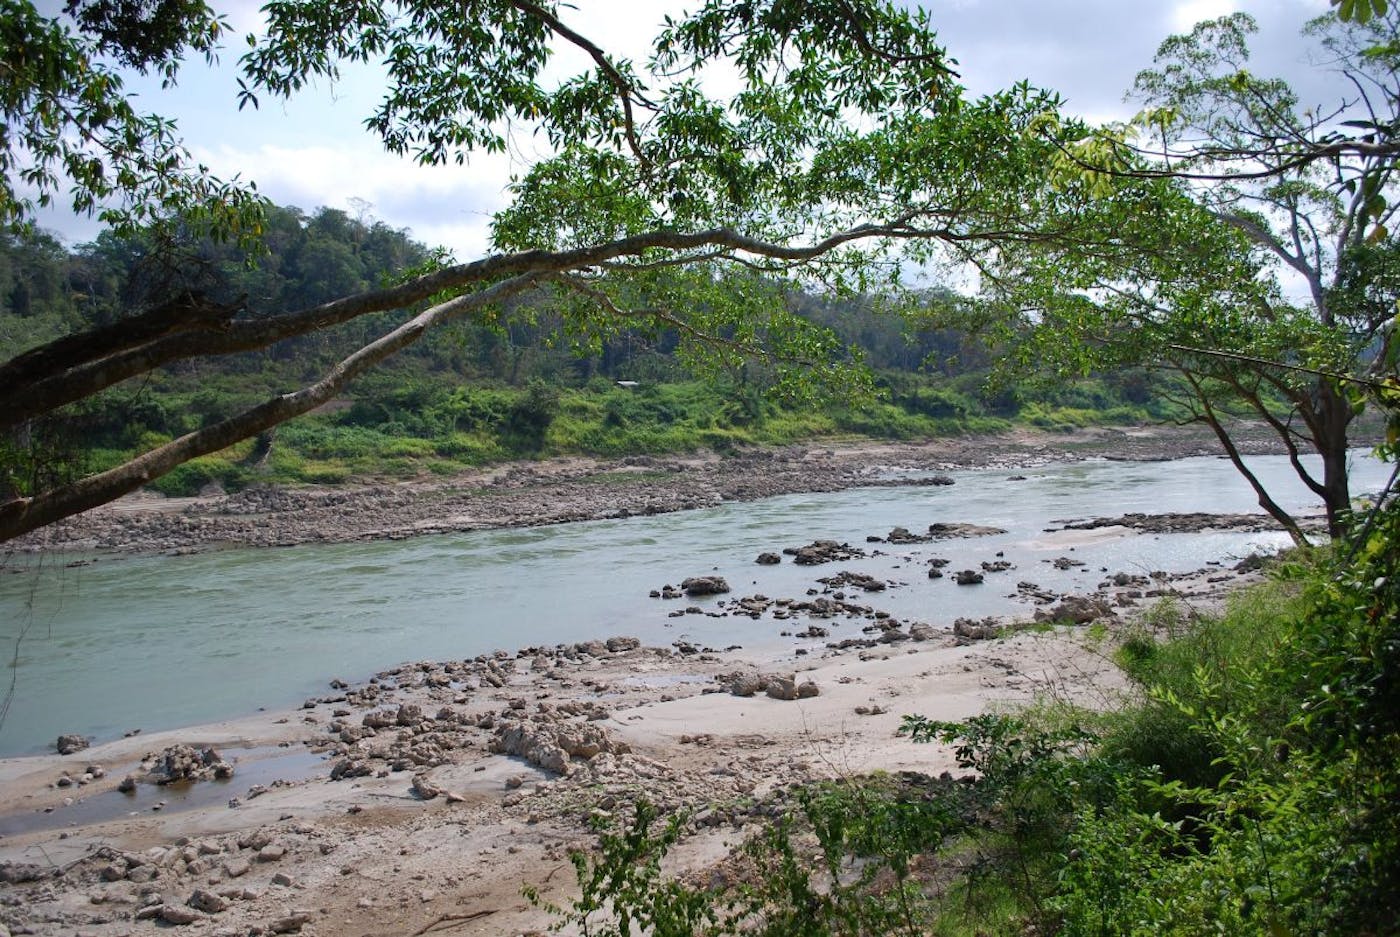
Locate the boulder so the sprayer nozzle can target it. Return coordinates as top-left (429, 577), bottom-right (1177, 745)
top-left (56, 734), bottom-right (89, 755)
top-left (755, 552), bottom-right (782, 565)
top-left (150, 745), bottom-right (233, 784)
top-left (681, 576), bottom-right (730, 597)
top-left (953, 569), bottom-right (984, 585)
top-left (765, 676), bottom-right (799, 701)
top-left (1036, 595), bottom-right (1115, 625)
top-left (953, 618), bottom-right (999, 641)
top-left (727, 673), bottom-right (767, 697)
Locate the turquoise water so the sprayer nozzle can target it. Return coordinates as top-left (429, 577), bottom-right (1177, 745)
top-left (0, 451), bottom-right (1389, 756)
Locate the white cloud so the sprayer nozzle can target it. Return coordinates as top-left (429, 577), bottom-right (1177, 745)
top-left (192, 141), bottom-right (515, 258)
top-left (1171, 0), bottom-right (1239, 31)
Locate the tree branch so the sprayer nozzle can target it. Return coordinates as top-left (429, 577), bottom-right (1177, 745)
top-left (0, 274), bottom-right (540, 542)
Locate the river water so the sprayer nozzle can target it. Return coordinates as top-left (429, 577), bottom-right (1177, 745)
top-left (0, 451), bottom-right (1390, 757)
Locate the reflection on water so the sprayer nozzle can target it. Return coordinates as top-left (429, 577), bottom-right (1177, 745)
top-left (0, 746), bottom-right (326, 834)
top-left (0, 450), bottom-right (1388, 756)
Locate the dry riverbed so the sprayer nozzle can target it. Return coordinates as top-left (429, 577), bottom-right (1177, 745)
top-left (0, 422), bottom-right (1298, 935)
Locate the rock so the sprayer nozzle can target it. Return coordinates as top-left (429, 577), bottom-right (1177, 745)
top-left (56, 734), bottom-right (89, 755)
top-left (926, 523), bottom-right (1007, 540)
top-left (727, 673), bottom-right (767, 697)
top-left (1036, 595), bottom-right (1115, 625)
top-left (362, 709), bottom-right (397, 729)
top-left (0, 862), bottom-right (49, 884)
top-left (605, 636), bottom-right (641, 652)
top-left (410, 775), bottom-right (441, 800)
top-left (765, 676), bottom-right (799, 701)
top-left (909, 622), bottom-right (939, 641)
top-left (223, 857), bottom-right (251, 879)
top-left (953, 569), bottom-right (984, 585)
top-left (330, 758), bottom-right (372, 780)
top-left (257, 843), bottom-right (286, 862)
top-left (490, 717), bottom-right (627, 776)
top-left (796, 681), bottom-right (820, 699)
top-left (269, 911), bottom-right (315, 934)
top-left (159, 903), bottom-right (202, 925)
top-left (117, 775), bottom-right (137, 794)
top-left (187, 889), bottom-right (229, 914)
top-left (681, 576), bottom-right (730, 597)
top-left (150, 745), bottom-right (233, 784)
top-left (953, 617), bottom-right (1000, 641)
top-left (884, 526), bottom-right (931, 544)
top-left (755, 552), bottom-right (782, 565)
top-left (816, 570), bottom-right (886, 592)
top-left (787, 539), bottom-right (866, 565)
top-left (395, 703), bottom-right (424, 726)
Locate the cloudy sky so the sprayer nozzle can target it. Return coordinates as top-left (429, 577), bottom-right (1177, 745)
top-left (39, 0), bottom-right (1335, 255)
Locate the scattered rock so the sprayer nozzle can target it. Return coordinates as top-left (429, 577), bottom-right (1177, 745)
top-left (56, 734), bottom-right (89, 755)
top-left (149, 745), bottom-right (233, 784)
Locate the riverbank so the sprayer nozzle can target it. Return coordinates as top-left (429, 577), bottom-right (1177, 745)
top-left (0, 421), bottom-right (1320, 935)
top-left (0, 554), bottom-right (1257, 936)
top-left (9, 421), bottom-right (1295, 556)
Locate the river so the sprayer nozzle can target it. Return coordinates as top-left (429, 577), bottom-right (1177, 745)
top-left (0, 451), bottom-right (1390, 757)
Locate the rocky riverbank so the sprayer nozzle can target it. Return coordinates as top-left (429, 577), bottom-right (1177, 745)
top-left (9, 421), bottom-right (1297, 556)
top-left (0, 542), bottom-right (1268, 936)
top-left (0, 420), bottom-right (1310, 935)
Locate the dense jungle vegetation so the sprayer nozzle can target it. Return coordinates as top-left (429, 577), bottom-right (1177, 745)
top-left (0, 213), bottom-right (1173, 497)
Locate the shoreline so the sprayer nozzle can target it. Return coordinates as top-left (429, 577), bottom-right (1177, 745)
top-left (0, 421), bottom-right (1311, 935)
top-left (0, 562), bottom-right (1268, 936)
top-left (9, 420), bottom-right (1296, 557)
top-left (0, 598), bottom-right (1229, 936)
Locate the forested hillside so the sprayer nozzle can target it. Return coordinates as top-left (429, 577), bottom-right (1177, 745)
top-left (2, 207), bottom-right (1173, 497)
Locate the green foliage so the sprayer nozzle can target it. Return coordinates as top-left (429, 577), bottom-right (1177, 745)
top-left (525, 802), bottom-right (718, 937)
top-left (0, 1), bottom-right (265, 242)
top-left (147, 453), bottom-right (248, 496)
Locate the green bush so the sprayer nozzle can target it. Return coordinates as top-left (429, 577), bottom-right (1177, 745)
top-left (148, 454), bottom-right (249, 496)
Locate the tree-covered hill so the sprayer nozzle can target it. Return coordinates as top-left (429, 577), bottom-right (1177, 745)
top-left (0, 207), bottom-right (1179, 498)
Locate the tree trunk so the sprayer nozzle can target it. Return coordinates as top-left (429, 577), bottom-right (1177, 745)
top-left (1316, 378), bottom-right (1355, 538)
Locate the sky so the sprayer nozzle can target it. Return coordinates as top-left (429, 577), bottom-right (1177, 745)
top-left (35, 0), bottom-right (1337, 256)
